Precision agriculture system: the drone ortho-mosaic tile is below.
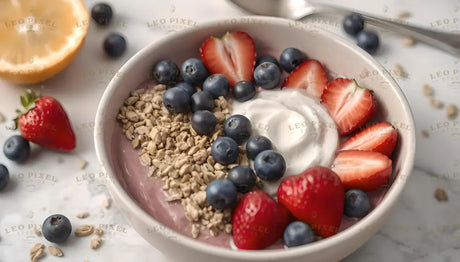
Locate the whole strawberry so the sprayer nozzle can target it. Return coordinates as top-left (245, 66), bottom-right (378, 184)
top-left (232, 190), bottom-right (291, 250)
top-left (15, 90), bottom-right (76, 151)
top-left (277, 166), bottom-right (344, 238)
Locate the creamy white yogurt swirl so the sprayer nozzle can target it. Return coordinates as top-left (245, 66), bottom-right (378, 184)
top-left (232, 89), bottom-right (339, 196)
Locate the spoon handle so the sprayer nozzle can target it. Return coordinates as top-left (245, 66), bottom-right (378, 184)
top-left (314, 4), bottom-right (460, 56)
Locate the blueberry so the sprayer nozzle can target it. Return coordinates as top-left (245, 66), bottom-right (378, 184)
top-left (211, 137), bottom-right (238, 165)
top-left (181, 58), bottom-right (209, 86)
top-left (91, 3), bottom-right (113, 26)
top-left (203, 74), bottom-right (230, 99)
top-left (357, 30), bottom-right (380, 54)
top-left (246, 135), bottom-right (272, 160)
top-left (162, 87), bottom-right (190, 113)
top-left (103, 33), bottom-right (127, 57)
top-left (3, 135), bottom-right (30, 163)
top-left (256, 55), bottom-right (280, 69)
top-left (0, 164), bottom-right (9, 191)
top-left (227, 166), bottom-right (256, 193)
top-left (254, 150), bottom-right (286, 181)
top-left (223, 115), bottom-right (251, 144)
top-left (232, 80), bottom-right (256, 102)
top-left (254, 62), bottom-right (281, 90)
top-left (343, 13), bottom-right (364, 36)
top-left (175, 82), bottom-right (196, 97)
top-left (280, 47), bottom-right (307, 72)
top-left (206, 179), bottom-right (238, 210)
top-left (284, 221), bottom-right (314, 247)
top-left (191, 110), bottom-right (216, 135)
top-left (152, 60), bottom-right (180, 85)
top-left (344, 189), bottom-right (370, 218)
top-left (190, 91), bottom-right (214, 112)
top-left (42, 214), bottom-right (72, 243)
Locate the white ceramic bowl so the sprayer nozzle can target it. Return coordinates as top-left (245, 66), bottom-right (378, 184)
top-left (94, 16), bottom-right (415, 262)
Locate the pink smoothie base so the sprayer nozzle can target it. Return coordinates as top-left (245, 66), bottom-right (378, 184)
top-left (111, 85), bottom-right (389, 249)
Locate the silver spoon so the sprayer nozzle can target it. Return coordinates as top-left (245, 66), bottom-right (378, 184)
top-left (229, 0), bottom-right (460, 56)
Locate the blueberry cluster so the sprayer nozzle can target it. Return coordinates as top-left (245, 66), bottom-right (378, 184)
top-left (91, 3), bottom-right (127, 57)
top-left (342, 13), bottom-right (380, 54)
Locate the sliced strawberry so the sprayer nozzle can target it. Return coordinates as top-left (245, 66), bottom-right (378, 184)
top-left (281, 59), bottom-right (328, 98)
top-left (321, 78), bottom-right (377, 135)
top-left (232, 190), bottom-right (291, 250)
top-left (332, 150), bottom-right (392, 191)
top-left (277, 166), bottom-right (344, 238)
top-left (200, 31), bottom-right (256, 87)
top-left (342, 122), bottom-right (398, 156)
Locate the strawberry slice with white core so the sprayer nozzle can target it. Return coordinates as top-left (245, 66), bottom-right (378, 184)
top-left (321, 78), bottom-right (376, 135)
top-left (200, 31), bottom-right (256, 87)
top-left (342, 121), bottom-right (398, 156)
top-left (281, 59), bottom-right (328, 98)
top-left (332, 150), bottom-right (392, 191)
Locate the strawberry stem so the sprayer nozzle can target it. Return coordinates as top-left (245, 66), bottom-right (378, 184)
top-left (13, 89), bottom-right (40, 129)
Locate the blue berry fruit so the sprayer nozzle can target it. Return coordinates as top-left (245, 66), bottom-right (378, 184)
top-left (232, 80), bottom-right (256, 102)
top-left (246, 135), bottom-right (272, 160)
top-left (103, 33), bottom-right (127, 57)
top-left (284, 221), bottom-right (314, 247)
top-left (256, 55), bottom-right (280, 69)
top-left (357, 30), bottom-right (380, 54)
top-left (162, 87), bottom-right (190, 113)
top-left (152, 60), bottom-right (180, 85)
top-left (91, 3), bottom-right (113, 26)
top-left (3, 135), bottom-right (30, 163)
top-left (203, 74), bottom-right (230, 99)
top-left (191, 91), bottom-right (214, 112)
top-left (227, 165), bottom-right (256, 193)
top-left (254, 62), bottom-right (281, 90)
top-left (343, 13), bottom-right (364, 36)
top-left (175, 82), bottom-right (196, 97)
top-left (344, 189), bottom-right (370, 217)
top-left (254, 150), bottom-right (286, 181)
top-left (0, 164), bottom-right (9, 191)
top-left (206, 179), bottom-right (238, 209)
top-left (280, 47), bottom-right (307, 72)
top-left (42, 214), bottom-right (72, 243)
top-left (191, 110), bottom-right (216, 135)
top-left (223, 114), bottom-right (251, 144)
top-left (181, 58), bottom-right (209, 86)
top-left (211, 137), bottom-right (239, 165)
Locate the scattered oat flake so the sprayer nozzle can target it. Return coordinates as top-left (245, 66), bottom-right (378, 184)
top-left (430, 98), bottom-right (444, 109)
top-left (30, 243), bottom-right (45, 262)
top-left (393, 64), bottom-right (407, 78)
top-left (90, 237), bottom-right (102, 249)
top-left (94, 228), bottom-right (104, 235)
top-left (33, 226), bottom-right (42, 236)
top-left (422, 84), bottom-right (434, 97)
top-left (48, 246), bottom-right (63, 257)
top-left (0, 112), bottom-right (5, 123)
top-left (75, 225), bottom-right (95, 237)
top-left (79, 159), bottom-right (88, 170)
top-left (447, 104), bottom-right (459, 119)
top-left (401, 36), bottom-right (415, 46)
top-left (396, 10), bottom-right (411, 19)
top-left (76, 212), bottom-right (90, 219)
top-left (435, 188), bottom-right (448, 202)
top-left (421, 129), bottom-right (429, 138)
top-left (102, 198), bottom-right (112, 209)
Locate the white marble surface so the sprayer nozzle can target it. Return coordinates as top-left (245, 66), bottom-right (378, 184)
top-left (0, 0), bottom-right (459, 261)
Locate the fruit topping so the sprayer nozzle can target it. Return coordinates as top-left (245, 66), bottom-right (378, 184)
top-left (175, 82), bottom-right (197, 97)
top-left (211, 137), bottom-right (239, 165)
top-left (200, 31), bottom-right (256, 87)
top-left (245, 135), bottom-right (273, 160)
top-left (283, 221), bottom-right (314, 247)
top-left (3, 135), bottom-right (30, 163)
top-left (42, 214), bottom-right (72, 243)
top-left (277, 166), bottom-right (344, 238)
top-left (344, 189), bottom-right (371, 218)
top-left (254, 62), bottom-right (281, 90)
top-left (227, 165), bottom-right (256, 193)
top-left (203, 74), bottom-right (230, 98)
top-left (152, 60), bottom-right (181, 85)
top-left (206, 179), bottom-right (238, 210)
top-left (254, 150), bottom-right (286, 181)
top-left (321, 78), bottom-right (377, 135)
top-left (162, 87), bottom-right (191, 113)
top-left (255, 55), bottom-right (280, 69)
top-left (342, 121), bottom-right (397, 156)
top-left (332, 150), bottom-right (392, 191)
top-left (279, 47), bottom-right (307, 72)
top-left (223, 115), bottom-right (252, 144)
top-left (232, 80), bottom-right (256, 102)
top-left (181, 58), bottom-right (209, 86)
top-left (15, 90), bottom-right (76, 151)
top-left (282, 59), bottom-right (328, 99)
top-left (191, 110), bottom-right (217, 135)
top-left (232, 190), bottom-right (291, 250)
top-left (190, 91), bottom-right (214, 112)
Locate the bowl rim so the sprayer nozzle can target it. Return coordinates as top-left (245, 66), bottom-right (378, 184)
top-left (94, 15), bottom-right (416, 260)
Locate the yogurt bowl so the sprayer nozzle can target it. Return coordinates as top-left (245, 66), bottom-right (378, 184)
top-left (94, 16), bottom-right (415, 262)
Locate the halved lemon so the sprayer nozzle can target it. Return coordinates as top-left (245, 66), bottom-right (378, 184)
top-left (0, 0), bottom-right (89, 84)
